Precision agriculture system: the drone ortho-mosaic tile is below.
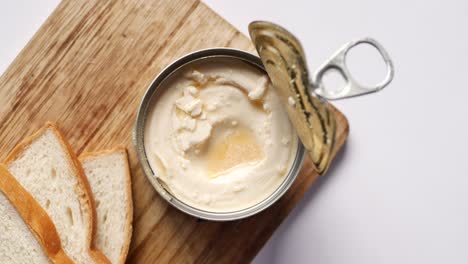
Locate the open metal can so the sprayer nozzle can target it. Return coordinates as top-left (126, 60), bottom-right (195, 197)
top-left (134, 48), bottom-right (306, 221)
top-left (134, 21), bottom-right (394, 221)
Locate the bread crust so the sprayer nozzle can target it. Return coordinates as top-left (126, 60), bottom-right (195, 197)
top-left (0, 164), bottom-right (73, 264)
top-left (3, 122), bottom-right (110, 264)
top-left (80, 146), bottom-right (133, 264)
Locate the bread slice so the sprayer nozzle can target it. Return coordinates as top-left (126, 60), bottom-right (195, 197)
top-left (79, 148), bottom-right (133, 264)
top-left (0, 164), bottom-right (72, 264)
top-left (4, 122), bottom-right (110, 264)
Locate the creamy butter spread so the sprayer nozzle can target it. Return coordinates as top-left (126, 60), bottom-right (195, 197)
top-left (144, 58), bottom-right (298, 212)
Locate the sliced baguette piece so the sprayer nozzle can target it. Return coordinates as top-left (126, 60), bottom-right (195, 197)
top-left (0, 164), bottom-right (72, 264)
top-left (4, 122), bottom-right (110, 264)
top-left (79, 147), bottom-right (133, 264)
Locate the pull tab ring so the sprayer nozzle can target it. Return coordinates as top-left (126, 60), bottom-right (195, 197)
top-left (313, 38), bottom-right (394, 100)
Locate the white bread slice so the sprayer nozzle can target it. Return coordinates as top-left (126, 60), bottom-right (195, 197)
top-left (0, 192), bottom-right (51, 264)
top-left (4, 122), bottom-right (110, 264)
top-left (79, 148), bottom-right (133, 264)
top-left (0, 164), bottom-right (72, 264)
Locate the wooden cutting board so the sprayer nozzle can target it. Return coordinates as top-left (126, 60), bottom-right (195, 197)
top-left (0, 0), bottom-right (349, 263)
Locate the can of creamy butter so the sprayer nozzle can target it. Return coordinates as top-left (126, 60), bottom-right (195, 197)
top-left (134, 48), bottom-right (306, 221)
top-left (135, 21), bottom-right (394, 221)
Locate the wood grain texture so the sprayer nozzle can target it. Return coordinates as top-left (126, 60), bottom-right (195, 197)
top-left (0, 0), bottom-right (349, 263)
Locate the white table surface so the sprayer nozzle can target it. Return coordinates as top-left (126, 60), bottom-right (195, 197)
top-left (2, 1), bottom-right (468, 263)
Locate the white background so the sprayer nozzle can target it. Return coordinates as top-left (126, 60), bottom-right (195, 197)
top-left (1, 1), bottom-right (468, 263)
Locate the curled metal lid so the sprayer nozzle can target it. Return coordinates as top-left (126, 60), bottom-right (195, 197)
top-left (249, 21), bottom-right (394, 174)
top-left (249, 21), bottom-right (336, 174)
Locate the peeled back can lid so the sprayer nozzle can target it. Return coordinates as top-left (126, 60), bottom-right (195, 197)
top-left (248, 21), bottom-right (394, 174)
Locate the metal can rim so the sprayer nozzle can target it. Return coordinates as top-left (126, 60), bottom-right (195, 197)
top-left (133, 47), bottom-right (306, 221)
